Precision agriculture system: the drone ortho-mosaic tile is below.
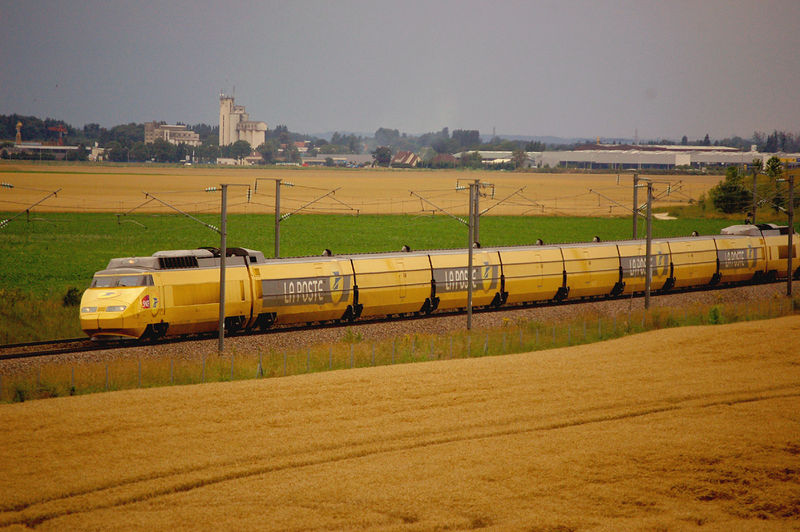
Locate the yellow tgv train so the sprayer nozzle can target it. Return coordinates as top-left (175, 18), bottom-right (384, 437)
top-left (79, 225), bottom-right (799, 340)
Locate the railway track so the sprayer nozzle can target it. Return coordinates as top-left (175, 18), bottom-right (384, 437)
top-left (2, 279), bottom-right (794, 362)
top-left (0, 338), bottom-right (122, 360)
top-left (0, 310), bottom-right (464, 361)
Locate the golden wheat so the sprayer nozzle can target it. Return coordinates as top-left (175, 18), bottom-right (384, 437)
top-left (0, 316), bottom-right (798, 530)
top-left (0, 162), bottom-right (721, 216)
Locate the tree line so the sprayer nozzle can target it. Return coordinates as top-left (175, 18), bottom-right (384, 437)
top-left (705, 156), bottom-right (798, 216)
top-left (2, 114), bottom-right (798, 164)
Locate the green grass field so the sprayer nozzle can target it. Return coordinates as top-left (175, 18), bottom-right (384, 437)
top-left (0, 212), bottom-right (747, 296)
top-left (0, 211), bottom-right (790, 343)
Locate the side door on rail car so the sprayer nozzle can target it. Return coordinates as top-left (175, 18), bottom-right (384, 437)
top-left (561, 243), bottom-right (620, 299)
top-left (499, 247), bottom-right (564, 304)
top-left (665, 237), bottom-right (717, 288)
top-left (349, 253), bottom-right (432, 317)
top-left (429, 249), bottom-right (502, 311)
top-left (616, 241), bottom-right (672, 294)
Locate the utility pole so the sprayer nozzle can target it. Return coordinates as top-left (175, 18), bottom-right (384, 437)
top-left (467, 182), bottom-right (476, 330)
top-left (472, 179), bottom-right (481, 245)
top-left (274, 178), bottom-right (281, 258)
top-left (787, 172), bottom-right (795, 297)
top-left (645, 180), bottom-right (653, 309)
top-left (777, 168), bottom-right (797, 297)
top-left (208, 183), bottom-right (250, 354)
top-left (632, 173), bottom-right (639, 239)
top-left (134, 187), bottom-right (251, 354)
top-left (218, 185), bottom-right (228, 354)
top-left (254, 178), bottom-right (294, 258)
top-left (752, 167), bottom-right (758, 225)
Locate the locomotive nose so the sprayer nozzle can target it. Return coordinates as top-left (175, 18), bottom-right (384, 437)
top-left (80, 287), bottom-right (147, 339)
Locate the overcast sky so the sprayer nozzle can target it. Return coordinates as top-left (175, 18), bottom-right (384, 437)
top-left (2, 0), bottom-right (799, 140)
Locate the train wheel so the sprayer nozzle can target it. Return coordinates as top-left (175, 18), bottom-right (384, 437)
top-left (255, 313), bottom-right (276, 331)
top-left (225, 316), bottom-right (246, 334)
top-left (143, 322), bottom-right (168, 341)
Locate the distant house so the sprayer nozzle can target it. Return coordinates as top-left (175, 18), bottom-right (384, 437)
top-left (390, 151), bottom-right (421, 168)
top-left (431, 153), bottom-right (457, 168)
top-left (244, 151), bottom-right (265, 165)
top-left (279, 141), bottom-right (310, 153)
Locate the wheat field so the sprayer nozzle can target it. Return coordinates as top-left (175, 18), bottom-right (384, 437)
top-left (1, 316), bottom-right (798, 530)
top-left (0, 163), bottom-right (720, 216)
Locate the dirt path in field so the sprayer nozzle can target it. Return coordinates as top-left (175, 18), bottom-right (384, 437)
top-left (1, 316), bottom-right (799, 530)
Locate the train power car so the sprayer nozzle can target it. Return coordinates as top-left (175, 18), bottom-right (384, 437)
top-left (81, 248), bottom-right (269, 340)
top-left (80, 225), bottom-right (799, 341)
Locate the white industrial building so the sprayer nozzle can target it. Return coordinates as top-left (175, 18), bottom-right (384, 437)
top-left (218, 94), bottom-right (267, 147)
top-left (530, 144), bottom-right (800, 170)
top-left (457, 145), bottom-right (800, 170)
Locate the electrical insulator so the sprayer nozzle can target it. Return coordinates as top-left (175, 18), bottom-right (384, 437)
top-left (205, 187), bottom-right (218, 192)
top-left (247, 188), bottom-right (252, 202)
top-left (0, 183), bottom-right (13, 188)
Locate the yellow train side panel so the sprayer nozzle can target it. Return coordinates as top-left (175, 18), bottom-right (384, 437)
top-left (352, 255), bottom-right (431, 317)
top-left (763, 234), bottom-right (800, 277)
top-left (500, 248), bottom-right (564, 305)
top-left (562, 244), bottom-right (619, 298)
top-left (714, 236), bottom-right (765, 283)
top-left (158, 266), bottom-right (253, 335)
top-left (666, 238), bottom-right (717, 288)
top-left (430, 251), bottom-right (502, 311)
top-left (258, 259), bottom-right (354, 325)
top-left (617, 242), bottom-right (671, 294)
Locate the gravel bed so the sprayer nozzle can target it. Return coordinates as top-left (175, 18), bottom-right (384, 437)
top-left (0, 283), bottom-right (789, 376)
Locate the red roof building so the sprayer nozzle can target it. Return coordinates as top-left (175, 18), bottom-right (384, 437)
top-left (390, 150), bottom-right (421, 168)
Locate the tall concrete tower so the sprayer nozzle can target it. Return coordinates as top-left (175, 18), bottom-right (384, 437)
top-left (219, 93), bottom-right (235, 146)
top-left (218, 93), bottom-right (267, 147)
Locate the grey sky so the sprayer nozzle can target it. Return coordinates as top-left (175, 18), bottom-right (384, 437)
top-left (2, 0), bottom-right (799, 140)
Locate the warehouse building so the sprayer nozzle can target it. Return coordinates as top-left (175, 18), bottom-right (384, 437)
top-left (459, 145), bottom-right (800, 170)
top-left (530, 144), bottom-right (800, 170)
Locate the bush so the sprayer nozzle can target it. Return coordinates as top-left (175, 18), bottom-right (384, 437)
top-left (708, 305), bottom-right (723, 325)
top-left (63, 287), bottom-right (81, 307)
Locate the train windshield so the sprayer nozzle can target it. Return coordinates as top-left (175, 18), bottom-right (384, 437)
top-left (91, 274), bottom-right (154, 288)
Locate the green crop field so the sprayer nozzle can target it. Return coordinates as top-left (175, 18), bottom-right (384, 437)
top-left (1, 212), bottom-right (742, 296)
top-left (0, 211), bottom-right (788, 343)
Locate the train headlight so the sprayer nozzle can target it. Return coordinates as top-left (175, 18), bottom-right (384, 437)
top-left (106, 305), bottom-right (127, 312)
top-left (81, 306), bottom-right (97, 313)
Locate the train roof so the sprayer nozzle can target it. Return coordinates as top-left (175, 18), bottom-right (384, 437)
top-left (101, 247), bottom-right (266, 272)
top-left (97, 225), bottom-right (794, 272)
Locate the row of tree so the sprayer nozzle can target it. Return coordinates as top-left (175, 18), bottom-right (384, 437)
top-left (706, 157), bottom-right (798, 215)
top-left (3, 114), bottom-right (799, 161)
